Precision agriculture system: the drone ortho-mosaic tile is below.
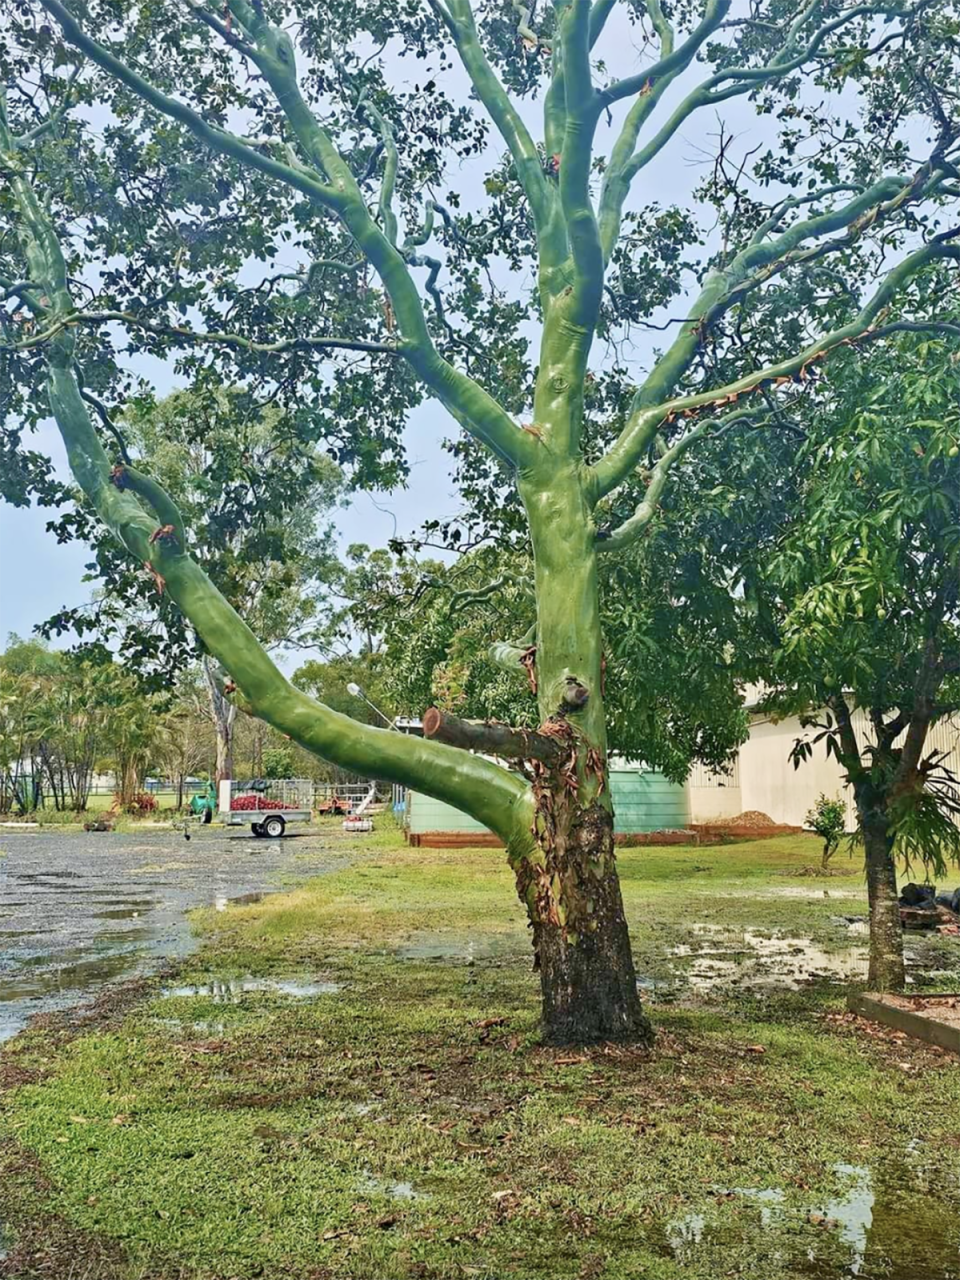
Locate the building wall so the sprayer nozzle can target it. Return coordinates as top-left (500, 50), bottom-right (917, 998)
top-left (739, 710), bottom-right (960, 829)
top-left (738, 713), bottom-right (844, 828)
top-left (685, 758), bottom-right (743, 824)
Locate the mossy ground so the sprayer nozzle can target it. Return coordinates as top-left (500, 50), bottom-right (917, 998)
top-left (2, 827), bottom-right (959, 1279)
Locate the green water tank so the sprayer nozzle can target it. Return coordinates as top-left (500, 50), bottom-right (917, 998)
top-left (406, 762), bottom-right (688, 838)
top-left (609, 764), bottom-right (689, 833)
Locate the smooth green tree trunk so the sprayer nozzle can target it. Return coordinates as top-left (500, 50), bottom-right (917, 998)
top-left (517, 460), bottom-right (651, 1045)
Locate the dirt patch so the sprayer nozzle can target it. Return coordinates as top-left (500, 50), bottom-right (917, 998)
top-left (730, 811), bottom-right (777, 828)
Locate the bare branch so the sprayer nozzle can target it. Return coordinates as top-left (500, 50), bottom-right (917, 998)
top-left (423, 706), bottom-right (566, 763)
top-left (2, 307), bottom-right (402, 355)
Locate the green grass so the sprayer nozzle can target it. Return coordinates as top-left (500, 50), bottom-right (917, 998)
top-left (2, 831), bottom-right (959, 1280)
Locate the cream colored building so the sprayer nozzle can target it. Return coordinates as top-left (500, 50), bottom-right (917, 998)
top-left (687, 701), bottom-right (960, 829)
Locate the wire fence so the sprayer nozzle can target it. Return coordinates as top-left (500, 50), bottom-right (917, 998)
top-left (6, 778), bottom-right (390, 813)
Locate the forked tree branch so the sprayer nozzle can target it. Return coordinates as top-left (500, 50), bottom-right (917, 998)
top-left (41, 0), bottom-right (540, 471)
top-left (3, 104), bottom-right (534, 842)
top-left (597, 0), bottom-right (929, 260)
top-left (610, 166), bottom-right (948, 441)
top-left (425, 0), bottom-right (564, 274)
top-left (596, 407), bottom-right (761, 552)
top-left (591, 237), bottom-right (960, 498)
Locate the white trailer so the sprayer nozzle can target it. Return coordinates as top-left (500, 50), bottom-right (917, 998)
top-left (218, 778), bottom-right (312, 838)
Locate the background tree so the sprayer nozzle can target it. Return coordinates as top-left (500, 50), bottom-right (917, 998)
top-left (762, 333), bottom-right (960, 991)
top-left (153, 674), bottom-right (216, 807)
top-left (650, 325), bottom-right (960, 990)
top-left (3, 0), bottom-right (959, 1041)
top-left (805, 794), bottom-right (848, 871)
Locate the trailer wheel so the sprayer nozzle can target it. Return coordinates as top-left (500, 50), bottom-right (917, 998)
top-left (251, 822), bottom-right (264, 837)
top-left (262, 814), bottom-right (286, 839)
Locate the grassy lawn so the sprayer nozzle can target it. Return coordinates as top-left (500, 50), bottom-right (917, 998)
top-left (2, 827), bottom-right (959, 1279)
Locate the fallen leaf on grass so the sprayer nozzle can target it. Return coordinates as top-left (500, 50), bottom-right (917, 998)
top-left (745, 1045), bottom-right (767, 1055)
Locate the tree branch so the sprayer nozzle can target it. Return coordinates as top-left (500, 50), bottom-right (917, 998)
top-left (598, 0), bottom-right (928, 258)
top-left (425, 0), bottom-right (561, 271)
top-left (5, 155), bottom-right (534, 844)
top-left (596, 407), bottom-right (761, 551)
top-left (423, 706), bottom-right (566, 763)
top-left (39, 0), bottom-right (343, 209)
top-left (4, 307), bottom-right (401, 356)
top-left (591, 237), bottom-right (960, 498)
top-left (557, 0), bottom-right (604, 325)
top-left (598, 0), bottom-right (729, 261)
top-left (43, 0), bottom-right (539, 471)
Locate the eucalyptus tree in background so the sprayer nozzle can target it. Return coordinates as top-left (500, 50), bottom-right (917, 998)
top-left (117, 386), bottom-right (342, 781)
top-left (2, 0), bottom-right (960, 1042)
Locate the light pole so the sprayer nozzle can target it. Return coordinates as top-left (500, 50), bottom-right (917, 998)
top-left (346, 682), bottom-right (397, 730)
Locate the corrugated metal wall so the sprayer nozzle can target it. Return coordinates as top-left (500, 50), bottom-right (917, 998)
top-left (740, 710), bottom-right (960, 828)
top-left (408, 767), bottom-right (689, 836)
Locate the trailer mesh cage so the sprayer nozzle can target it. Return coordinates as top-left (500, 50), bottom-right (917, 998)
top-left (227, 778), bottom-right (313, 812)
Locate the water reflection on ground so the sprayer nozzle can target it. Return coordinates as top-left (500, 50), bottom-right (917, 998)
top-left (0, 828), bottom-right (349, 1041)
top-left (665, 1158), bottom-right (960, 1279)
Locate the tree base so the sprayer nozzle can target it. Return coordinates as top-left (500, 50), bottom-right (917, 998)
top-left (535, 810), bottom-right (654, 1047)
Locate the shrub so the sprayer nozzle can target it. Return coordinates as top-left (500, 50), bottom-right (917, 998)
top-left (805, 793), bottom-right (847, 868)
top-left (114, 791), bottom-right (158, 815)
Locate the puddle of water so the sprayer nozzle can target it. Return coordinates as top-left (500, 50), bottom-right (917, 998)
top-left (160, 977), bottom-right (341, 1001)
top-left (152, 1016), bottom-right (227, 1035)
top-left (396, 933), bottom-right (525, 962)
top-left (94, 906), bottom-right (148, 920)
top-left (0, 950), bottom-right (145, 1002)
top-left (664, 1161), bottom-right (960, 1279)
top-left (214, 891), bottom-right (264, 911)
top-left (764, 887), bottom-right (863, 900)
top-left (669, 925), bottom-right (869, 991)
top-left (126, 861), bottom-right (191, 874)
top-left (359, 1169), bottom-right (420, 1200)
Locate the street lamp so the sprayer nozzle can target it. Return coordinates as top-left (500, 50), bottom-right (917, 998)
top-left (347, 682), bottom-right (397, 730)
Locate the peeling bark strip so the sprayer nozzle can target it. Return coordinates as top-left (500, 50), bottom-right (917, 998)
top-left (422, 707), bottom-right (567, 764)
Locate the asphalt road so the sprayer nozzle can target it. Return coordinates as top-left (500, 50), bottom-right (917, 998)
top-left (0, 825), bottom-right (349, 1042)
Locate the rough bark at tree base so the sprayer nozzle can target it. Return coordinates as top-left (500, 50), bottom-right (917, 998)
top-left (522, 800), bottom-right (653, 1046)
top-left (536, 883), bottom-right (653, 1045)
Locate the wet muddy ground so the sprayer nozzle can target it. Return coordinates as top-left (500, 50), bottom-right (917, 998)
top-left (0, 827), bottom-right (350, 1042)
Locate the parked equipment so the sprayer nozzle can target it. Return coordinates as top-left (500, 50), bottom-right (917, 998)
top-left (218, 779), bottom-right (312, 837)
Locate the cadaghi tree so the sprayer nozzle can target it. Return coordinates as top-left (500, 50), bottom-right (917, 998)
top-left (2, 0), bottom-right (960, 1042)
